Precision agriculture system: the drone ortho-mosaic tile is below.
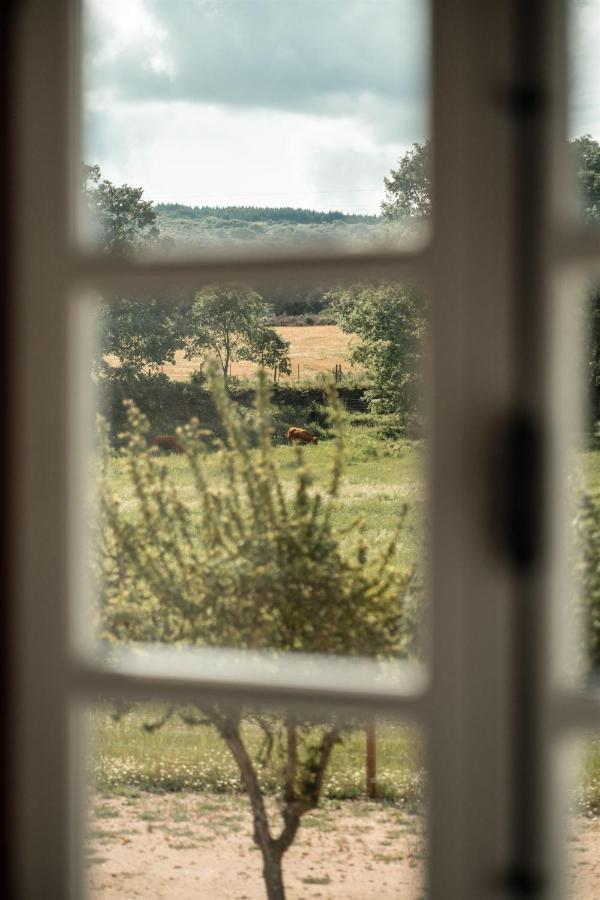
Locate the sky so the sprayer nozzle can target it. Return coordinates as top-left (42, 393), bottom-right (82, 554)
top-left (83, 0), bottom-right (428, 214)
top-left (84, 0), bottom-right (600, 215)
top-left (571, 1), bottom-right (600, 140)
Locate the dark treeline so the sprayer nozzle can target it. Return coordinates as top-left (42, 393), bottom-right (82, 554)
top-left (155, 203), bottom-right (380, 225)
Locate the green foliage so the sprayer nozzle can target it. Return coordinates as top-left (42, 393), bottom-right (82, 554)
top-left (155, 203), bottom-right (379, 225)
top-left (98, 370), bottom-right (418, 656)
top-left (259, 283), bottom-right (331, 318)
top-left (569, 136), bottom-right (600, 422)
top-left (185, 284), bottom-right (267, 381)
top-left (381, 140), bottom-right (431, 221)
top-left (97, 370), bottom-right (420, 895)
top-left (84, 164), bottom-right (185, 376)
top-left (96, 293), bottom-right (189, 379)
top-left (84, 164), bottom-right (163, 255)
top-left (573, 489), bottom-right (600, 674)
top-left (240, 326), bottom-right (292, 382)
top-left (571, 135), bottom-right (600, 225)
top-left (328, 282), bottom-right (425, 417)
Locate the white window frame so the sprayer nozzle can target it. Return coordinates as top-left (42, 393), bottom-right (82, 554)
top-left (8, 0), bottom-right (599, 898)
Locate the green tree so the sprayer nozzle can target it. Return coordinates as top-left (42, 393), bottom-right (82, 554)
top-left (95, 292), bottom-right (188, 380)
top-left (570, 137), bottom-right (600, 421)
top-left (83, 164), bottom-right (162, 254)
top-left (381, 140), bottom-right (431, 221)
top-left (571, 134), bottom-right (600, 225)
top-left (84, 164), bottom-right (185, 378)
top-left (98, 371), bottom-right (418, 900)
top-left (381, 136), bottom-right (600, 420)
top-left (186, 284), bottom-right (266, 383)
top-left (241, 325), bottom-right (292, 382)
top-left (328, 282), bottom-right (425, 417)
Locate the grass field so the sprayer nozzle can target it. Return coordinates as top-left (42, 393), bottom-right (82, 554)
top-left (156, 324), bottom-right (362, 382)
top-left (96, 422), bottom-right (600, 813)
top-left (106, 414), bottom-right (423, 565)
top-left (90, 706), bottom-right (424, 807)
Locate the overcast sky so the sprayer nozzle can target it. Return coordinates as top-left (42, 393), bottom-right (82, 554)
top-left (83, 0), bottom-right (428, 214)
top-left (84, 0), bottom-right (600, 215)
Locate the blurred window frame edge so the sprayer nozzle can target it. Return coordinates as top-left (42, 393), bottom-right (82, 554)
top-left (1, 0), bottom-right (15, 897)
top-left (7, 1), bottom-right (600, 900)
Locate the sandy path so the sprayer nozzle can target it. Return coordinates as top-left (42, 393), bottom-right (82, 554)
top-left (87, 793), bottom-right (600, 899)
top-left (87, 793), bottom-right (424, 899)
top-left (569, 816), bottom-right (600, 898)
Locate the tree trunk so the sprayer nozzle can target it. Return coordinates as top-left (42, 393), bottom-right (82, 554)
top-left (219, 723), bottom-right (288, 899)
top-left (261, 846), bottom-right (285, 900)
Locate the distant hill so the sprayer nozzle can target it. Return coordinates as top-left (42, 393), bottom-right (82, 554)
top-left (155, 203), bottom-right (380, 225)
top-left (153, 203), bottom-right (398, 250)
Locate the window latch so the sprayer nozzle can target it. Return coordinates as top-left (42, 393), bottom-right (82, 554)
top-left (493, 412), bottom-right (544, 571)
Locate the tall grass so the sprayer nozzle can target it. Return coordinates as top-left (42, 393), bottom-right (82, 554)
top-left (90, 704), bottom-right (424, 810)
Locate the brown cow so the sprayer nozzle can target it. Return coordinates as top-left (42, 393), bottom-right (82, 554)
top-left (286, 427), bottom-right (318, 446)
top-left (153, 434), bottom-right (183, 453)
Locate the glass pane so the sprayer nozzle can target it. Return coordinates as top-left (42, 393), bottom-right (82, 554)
top-left (85, 701), bottom-right (426, 898)
top-left (568, 1), bottom-right (600, 224)
top-left (569, 280), bottom-right (600, 686)
top-left (82, 277), bottom-right (427, 668)
top-left (567, 736), bottom-right (600, 899)
top-left (80, 0), bottom-right (430, 257)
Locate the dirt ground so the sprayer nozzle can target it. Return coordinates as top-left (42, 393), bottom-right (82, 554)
top-left (87, 793), bottom-right (600, 899)
top-left (87, 793), bottom-right (425, 899)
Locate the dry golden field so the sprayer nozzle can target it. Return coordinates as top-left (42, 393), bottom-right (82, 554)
top-left (158, 325), bottom-right (361, 382)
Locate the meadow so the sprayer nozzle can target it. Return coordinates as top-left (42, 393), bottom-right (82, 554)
top-left (94, 419), bottom-right (600, 814)
top-left (155, 324), bottom-right (362, 382)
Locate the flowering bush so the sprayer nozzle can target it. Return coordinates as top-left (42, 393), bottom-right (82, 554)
top-left (97, 367), bottom-right (420, 900)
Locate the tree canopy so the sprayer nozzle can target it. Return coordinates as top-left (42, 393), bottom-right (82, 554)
top-left (83, 164), bottom-right (163, 255)
top-left (240, 325), bottom-right (292, 382)
top-left (85, 164), bottom-right (186, 379)
top-left (328, 282), bottom-right (425, 416)
top-left (186, 284), bottom-right (277, 383)
top-left (381, 140), bottom-right (431, 221)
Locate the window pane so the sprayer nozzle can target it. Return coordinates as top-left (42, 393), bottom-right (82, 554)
top-left (568, 1), bottom-right (600, 225)
top-left (85, 701), bottom-right (426, 898)
top-left (80, 0), bottom-right (430, 257)
top-left (568, 281), bottom-right (600, 686)
top-left (82, 278), bottom-right (427, 668)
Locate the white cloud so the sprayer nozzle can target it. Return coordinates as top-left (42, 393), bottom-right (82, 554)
top-left (85, 98), bottom-right (404, 212)
top-left (83, 0), bottom-right (428, 211)
top-left (86, 0), bottom-right (174, 77)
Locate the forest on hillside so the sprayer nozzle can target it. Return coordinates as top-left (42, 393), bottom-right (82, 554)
top-left (153, 202), bottom-right (401, 250)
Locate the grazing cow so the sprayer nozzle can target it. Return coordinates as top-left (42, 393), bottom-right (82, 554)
top-left (153, 434), bottom-right (183, 453)
top-left (286, 427), bottom-right (318, 446)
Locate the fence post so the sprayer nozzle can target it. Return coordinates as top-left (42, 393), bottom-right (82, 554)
top-left (366, 720), bottom-right (376, 799)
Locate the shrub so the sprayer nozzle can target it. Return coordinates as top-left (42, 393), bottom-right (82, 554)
top-left (573, 490), bottom-right (600, 675)
top-left (97, 368), bottom-right (420, 899)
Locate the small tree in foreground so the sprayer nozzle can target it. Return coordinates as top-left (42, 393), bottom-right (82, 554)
top-left (97, 370), bottom-right (419, 900)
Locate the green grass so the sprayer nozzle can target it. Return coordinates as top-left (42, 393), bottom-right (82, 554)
top-left (105, 419), bottom-right (424, 567)
top-left (90, 704), bottom-right (424, 807)
top-left (98, 427), bottom-right (600, 814)
top-left (576, 738), bottom-right (600, 815)
top-left (582, 449), bottom-right (600, 492)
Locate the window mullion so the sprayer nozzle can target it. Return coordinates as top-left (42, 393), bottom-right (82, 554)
top-left (429, 1), bottom-right (520, 897)
top-left (12, 0), bottom-right (80, 896)
top-left (72, 244), bottom-right (428, 296)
